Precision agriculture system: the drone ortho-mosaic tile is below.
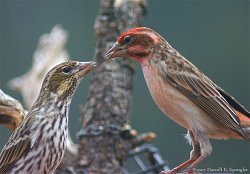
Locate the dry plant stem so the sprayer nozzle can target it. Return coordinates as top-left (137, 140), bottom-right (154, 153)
top-left (132, 132), bottom-right (156, 148)
top-left (8, 25), bottom-right (69, 109)
top-left (76, 0), bottom-right (147, 173)
top-left (0, 89), bottom-right (26, 131)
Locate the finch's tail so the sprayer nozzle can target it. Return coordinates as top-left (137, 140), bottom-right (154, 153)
top-left (216, 86), bottom-right (250, 140)
top-left (243, 127), bottom-right (250, 137)
top-left (234, 109), bottom-right (250, 139)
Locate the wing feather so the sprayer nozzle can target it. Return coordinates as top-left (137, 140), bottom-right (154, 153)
top-left (0, 115), bottom-right (32, 172)
top-left (163, 56), bottom-right (249, 140)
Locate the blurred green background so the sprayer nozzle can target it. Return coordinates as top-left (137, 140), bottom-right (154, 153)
top-left (0, 0), bottom-right (249, 171)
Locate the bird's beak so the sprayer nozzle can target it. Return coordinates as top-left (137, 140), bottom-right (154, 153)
top-left (76, 61), bottom-right (96, 79)
top-left (105, 43), bottom-right (124, 60)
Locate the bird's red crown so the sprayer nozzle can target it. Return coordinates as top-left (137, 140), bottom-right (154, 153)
top-left (117, 27), bottom-right (150, 44)
top-left (117, 27), bottom-right (160, 44)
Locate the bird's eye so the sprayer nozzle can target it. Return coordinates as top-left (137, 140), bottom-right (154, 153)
top-left (124, 36), bottom-right (132, 44)
top-left (62, 66), bottom-right (73, 74)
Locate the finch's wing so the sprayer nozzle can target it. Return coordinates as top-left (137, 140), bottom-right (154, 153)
top-left (163, 56), bottom-right (249, 141)
top-left (0, 115), bottom-right (32, 173)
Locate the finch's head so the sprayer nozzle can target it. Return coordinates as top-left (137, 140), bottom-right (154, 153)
top-left (41, 61), bottom-right (96, 100)
top-left (105, 27), bottom-right (164, 64)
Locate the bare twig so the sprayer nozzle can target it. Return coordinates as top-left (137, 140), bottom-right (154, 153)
top-left (132, 132), bottom-right (156, 148)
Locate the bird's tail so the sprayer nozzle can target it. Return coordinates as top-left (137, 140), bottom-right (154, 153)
top-left (216, 86), bottom-right (250, 140)
top-left (235, 110), bottom-right (250, 140)
top-left (243, 127), bottom-right (250, 137)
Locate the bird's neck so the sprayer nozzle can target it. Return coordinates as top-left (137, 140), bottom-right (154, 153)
top-left (31, 92), bottom-right (72, 117)
top-left (30, 92), bottom-right (70, 149)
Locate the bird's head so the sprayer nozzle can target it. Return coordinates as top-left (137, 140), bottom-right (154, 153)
top-left (41, 61), bottom-right (96, 100)
top-left (105, 27), bottom-right (165, 64)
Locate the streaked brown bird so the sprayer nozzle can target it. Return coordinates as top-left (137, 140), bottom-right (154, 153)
top-left (0, 61), bottom-right (96, 174)
top-left (105, 27), bottom-right (250, 173)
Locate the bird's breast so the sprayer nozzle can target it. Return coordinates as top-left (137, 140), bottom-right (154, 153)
top-left (12, 112), bottom-right (69, 174)
top-left (142, 63), bottom-right (189, 128)
top-left (141, 63), bottom-right (220, 133)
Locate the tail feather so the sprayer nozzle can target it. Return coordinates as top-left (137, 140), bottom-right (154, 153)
top-left (216, 86), bottom-right (250, 118)
top-left (215, 86), bottom-right (250, 141)
top-left (242, 127), bottom-right (250, 134)
top-left (242, 127), bottom-right (250, 140)
top-left (234, 109), bottom-right (250, 141)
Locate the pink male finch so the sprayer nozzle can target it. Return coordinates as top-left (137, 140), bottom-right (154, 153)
top-left (0, 61), bottom-right (96, 174)
top-left (105, 27), bottom-right (250, 173)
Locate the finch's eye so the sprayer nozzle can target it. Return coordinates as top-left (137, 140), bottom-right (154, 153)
top-left (62, 66), bottom-right (73, 74)
top-left (124, 36), bottom-right (132, 44)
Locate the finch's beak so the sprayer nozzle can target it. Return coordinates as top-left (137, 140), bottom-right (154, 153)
top-left (105, 43), bottom-right (124, 60)
top-left (76, 61), bottom-right (96, 79)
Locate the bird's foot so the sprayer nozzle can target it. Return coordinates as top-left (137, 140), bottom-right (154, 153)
top-left (160, 168), bottom-right (199, 174)
top-left (183, 168), bottom-right (199, 174)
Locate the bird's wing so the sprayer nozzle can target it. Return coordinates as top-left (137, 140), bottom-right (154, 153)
top-left (0, 115), bottom-right (32, 173)
top-left (163, 56), bottom-right (249, 141)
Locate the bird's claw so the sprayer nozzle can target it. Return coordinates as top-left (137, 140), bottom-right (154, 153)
top-left (183, 168), bottom-right (200, 174)
top-left (160, 168), bottom-right (200, 174)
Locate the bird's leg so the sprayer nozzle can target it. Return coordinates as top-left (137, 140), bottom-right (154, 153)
top-left (161, 131), bottom-right (201, 174)
top-left (160, 159), bottom-right (197, 174)
top-left (186, 131), bottom-right (212, 173)
top-left (170, 159), bottom-right (195, 173)
top-left (173, 131), bottom-right (201, 173)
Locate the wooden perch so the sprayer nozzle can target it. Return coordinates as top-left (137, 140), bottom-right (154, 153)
top-left (0, 89), bottom-right (26, 131)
